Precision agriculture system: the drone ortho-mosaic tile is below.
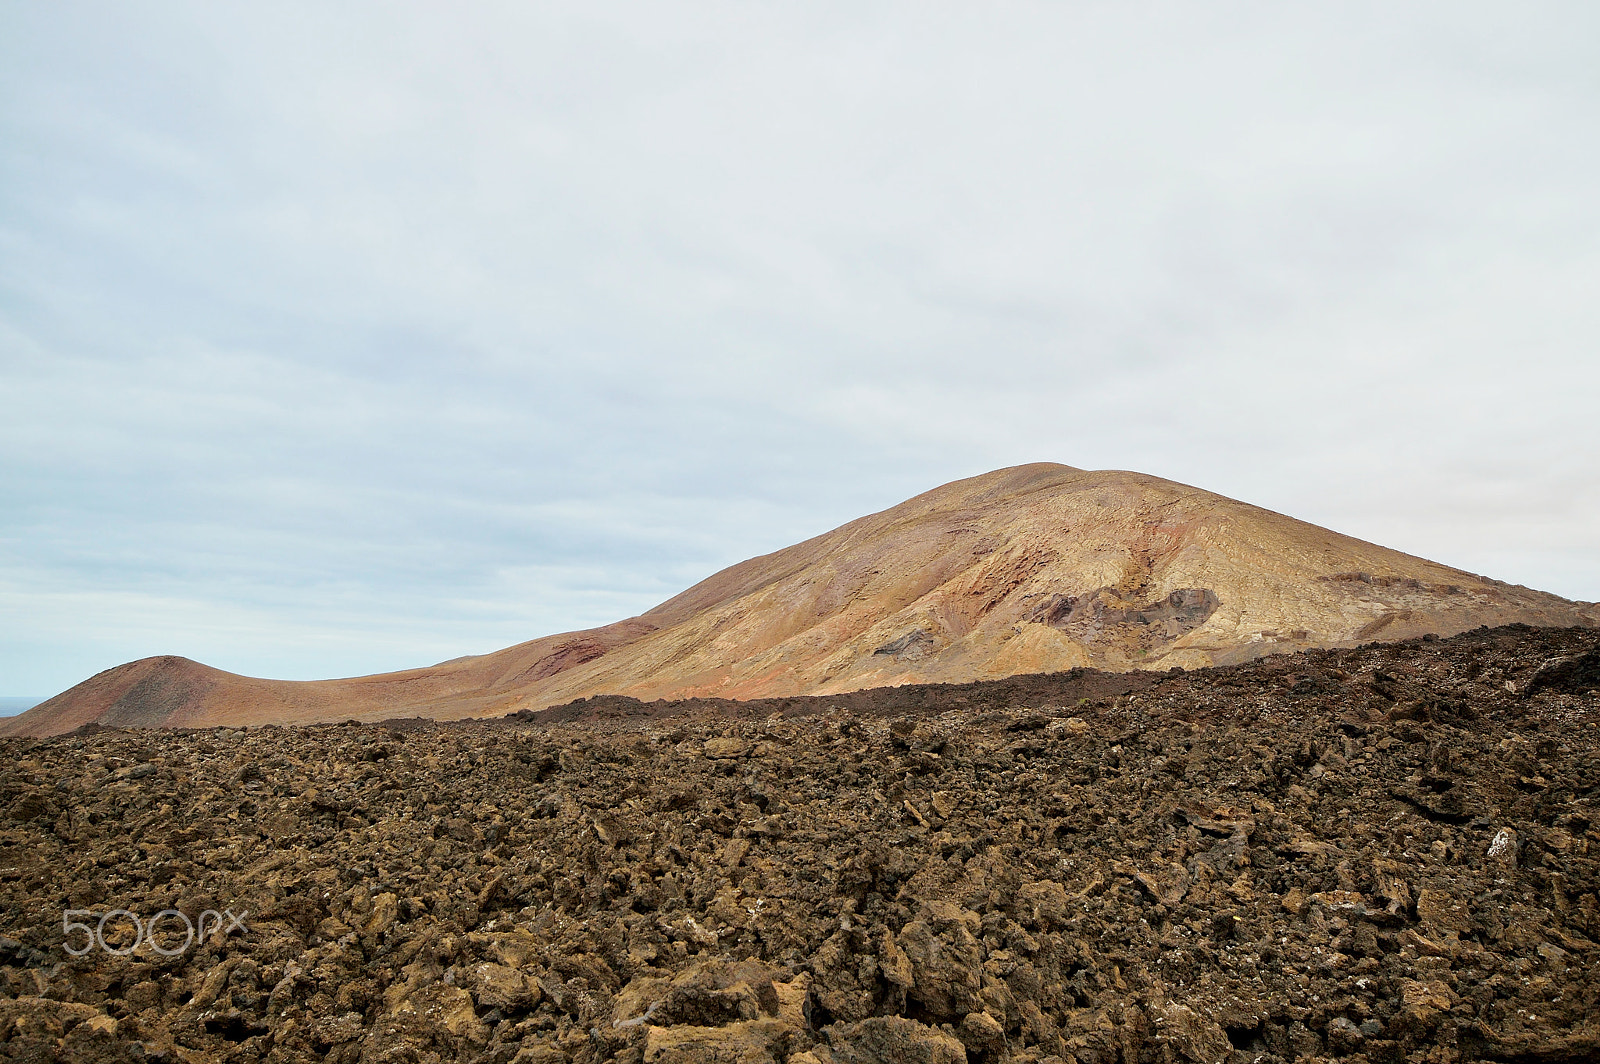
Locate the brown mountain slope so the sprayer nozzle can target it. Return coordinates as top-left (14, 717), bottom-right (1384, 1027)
top-left (6, 463), bottom-right (1594, 736)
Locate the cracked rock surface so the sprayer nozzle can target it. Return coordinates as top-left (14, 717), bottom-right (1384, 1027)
top-left (0, 624), bottom-right (1597, 1063)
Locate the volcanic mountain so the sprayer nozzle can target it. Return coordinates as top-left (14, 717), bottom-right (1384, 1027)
top-left (6, 463), bottom-right (1595, 736)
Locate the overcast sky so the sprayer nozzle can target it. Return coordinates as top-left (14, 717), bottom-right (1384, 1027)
top-left (3, 2), bottom-right (1598, 697)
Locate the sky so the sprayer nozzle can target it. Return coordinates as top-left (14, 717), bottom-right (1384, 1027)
top-left (2, 2), bottom-right (1598, 698)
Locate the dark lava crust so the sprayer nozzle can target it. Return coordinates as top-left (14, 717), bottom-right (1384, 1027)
top-left (0, 624), bottom-right (1597, 1063)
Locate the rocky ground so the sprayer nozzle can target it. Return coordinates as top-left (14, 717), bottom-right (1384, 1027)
top-left (0, 624), bottom-right (1597, 1064)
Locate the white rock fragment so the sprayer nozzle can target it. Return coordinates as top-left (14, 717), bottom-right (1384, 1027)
top-left (1487, 827), bottom-right (1519, 864)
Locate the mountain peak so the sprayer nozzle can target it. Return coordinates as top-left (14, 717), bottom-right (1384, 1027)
top-left (5, 466), bottom-right (1592, 735)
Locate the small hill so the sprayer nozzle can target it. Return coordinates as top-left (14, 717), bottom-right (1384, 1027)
top-left (6, 463), bottom-right (1594, 736)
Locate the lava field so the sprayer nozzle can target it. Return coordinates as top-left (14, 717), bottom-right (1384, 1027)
top-left (1, 624), bottom-right (1597, 1064)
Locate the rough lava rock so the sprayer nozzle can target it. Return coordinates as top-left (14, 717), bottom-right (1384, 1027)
top-left (0, 624), bottom-right (1595, 1062)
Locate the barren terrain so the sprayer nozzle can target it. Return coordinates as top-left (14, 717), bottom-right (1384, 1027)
top-left (1, 624), bottom-right (1596, 1063)
top-left (7, 465), bottom-right (1595, 737)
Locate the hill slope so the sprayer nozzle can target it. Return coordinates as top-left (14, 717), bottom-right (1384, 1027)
top-left (6, 463), bottom-right (1594, 735)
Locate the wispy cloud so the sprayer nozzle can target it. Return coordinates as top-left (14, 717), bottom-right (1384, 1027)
top-left (3, 2), bottom-right (1597, 693)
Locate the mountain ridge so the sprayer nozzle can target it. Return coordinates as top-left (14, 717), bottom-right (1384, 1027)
top-left (6, 463), bottom-right (1594, 736)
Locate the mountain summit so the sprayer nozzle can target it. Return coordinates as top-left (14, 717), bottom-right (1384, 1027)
top-left (7, 464), bottom-right (1594, 735)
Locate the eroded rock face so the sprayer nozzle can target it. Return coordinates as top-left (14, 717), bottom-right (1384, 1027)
top-left (1031, 587), bottom-right (1222, 656)
top-left (0, 624), bottom-right (1595, 1063)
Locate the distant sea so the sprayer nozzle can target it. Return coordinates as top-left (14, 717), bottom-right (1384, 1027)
top-left (0, 697), bottom-right (46, 717)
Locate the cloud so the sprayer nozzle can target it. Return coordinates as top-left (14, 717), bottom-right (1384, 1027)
top-left (2, 1), bottom-right (1597, 694)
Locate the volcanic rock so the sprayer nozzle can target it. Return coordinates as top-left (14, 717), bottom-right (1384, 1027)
top-left (0, 624), bottom-right (1595, 1062)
